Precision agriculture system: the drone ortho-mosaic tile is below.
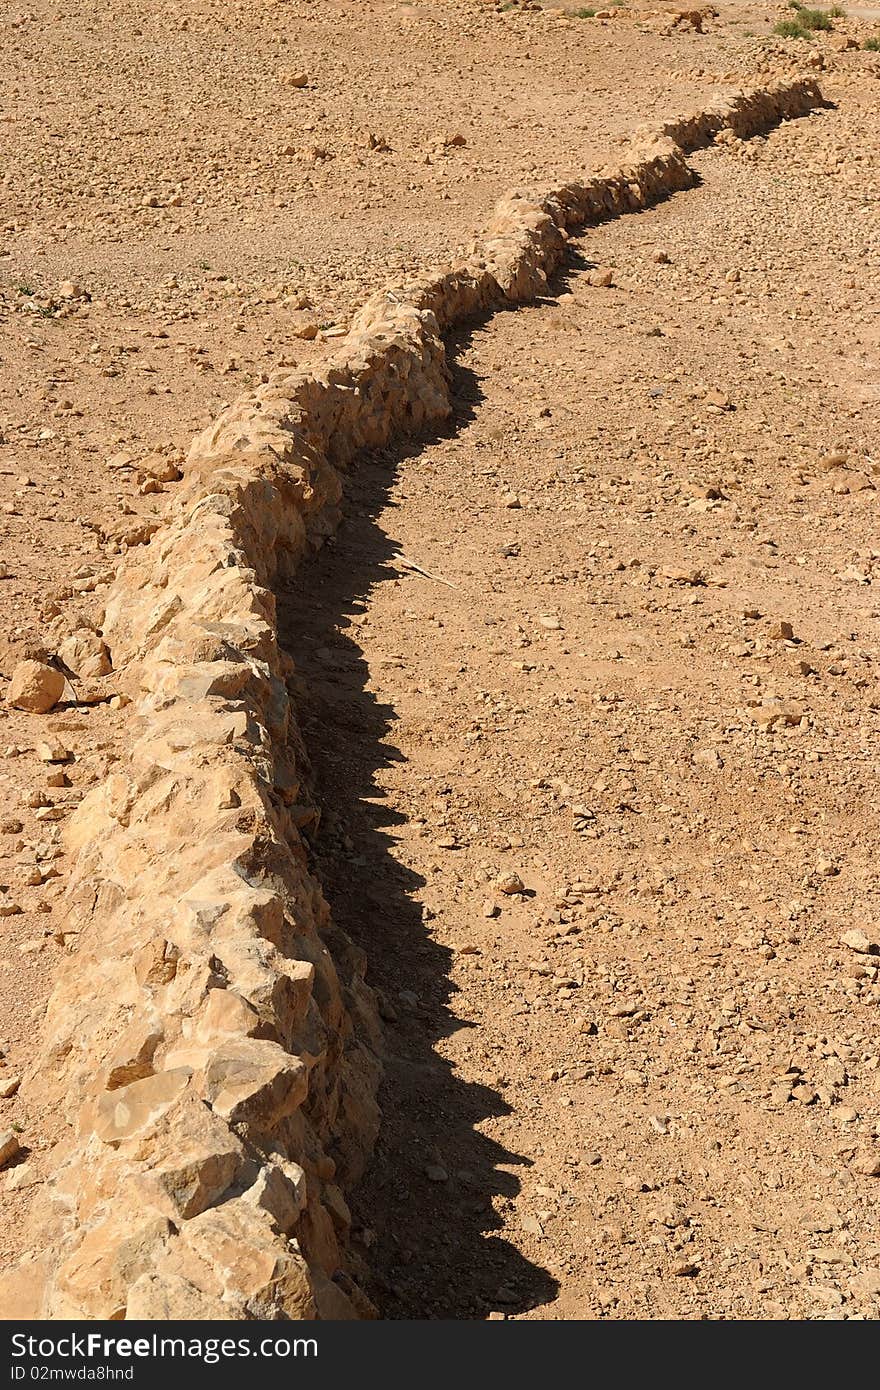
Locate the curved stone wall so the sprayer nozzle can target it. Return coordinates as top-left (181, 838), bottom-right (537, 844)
top-left (0, 78), bottom-right (822, 1320)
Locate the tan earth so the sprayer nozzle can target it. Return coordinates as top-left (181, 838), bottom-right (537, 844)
top-left (2, 0), bottom-right (880, 1321)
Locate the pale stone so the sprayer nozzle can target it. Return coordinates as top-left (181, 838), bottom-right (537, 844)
top-left (7, 660), bottom-right (65, 713)
top-left (243, 1158), bottom-right (307, 1232)
top-left (58, 631), bottom-right (112, 679)
top-left (202, 1039), bottom-right (308, 1125)
top-left (0, 1130), bottom-right (21, 1167)
top-left (123, 1092), bottom-right (245, 1218)
top-left (91, 1069), bottom-right (192, 1146)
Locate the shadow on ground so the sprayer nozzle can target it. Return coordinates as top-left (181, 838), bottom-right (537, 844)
top-left (277, 320), bottom-right (560, 1319)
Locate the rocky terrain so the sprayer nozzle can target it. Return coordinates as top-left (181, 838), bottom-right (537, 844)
top-left (1, 0), bottom-right (880, 1321)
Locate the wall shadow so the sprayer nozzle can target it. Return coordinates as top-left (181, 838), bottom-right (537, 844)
top-left (276, 321), bottom-right (560, 1319)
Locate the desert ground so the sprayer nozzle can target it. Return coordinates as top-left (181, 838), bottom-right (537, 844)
top-left (2, 0), bottom-right (880, 1320)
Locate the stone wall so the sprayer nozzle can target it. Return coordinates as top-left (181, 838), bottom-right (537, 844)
top-left (0, 78), bottom-right (823, 1320)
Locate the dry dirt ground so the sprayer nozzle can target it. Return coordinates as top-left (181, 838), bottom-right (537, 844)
top-left (2, 0), bottom-right (880, 1319)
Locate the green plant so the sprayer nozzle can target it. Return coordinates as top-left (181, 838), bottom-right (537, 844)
top-left (774, 5), bottom-right (833, 35)
top-left (797, 7), bottom-right (832, 28)
top-left (571, 5), bottom-right (596, 14)
top-left (774, 17), bottom-right (809, 35)
top-left (828, 4), bottom-right (845, 14)
top-left (864, 34), bottom-right (880, 48)
top-left (16, 283), bottom-right (34, 296)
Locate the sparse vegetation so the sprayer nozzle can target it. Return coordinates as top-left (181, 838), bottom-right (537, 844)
top-left (571, 6), bottom-right (596, 15)
top-left (774, 17), bottom-right (809, 35)
top-left (865, 35), bottom-right (880, 49)
top-left (775, 5), bottom-right (833, 35)
top-left (799, 7), bottom-right (833, 27)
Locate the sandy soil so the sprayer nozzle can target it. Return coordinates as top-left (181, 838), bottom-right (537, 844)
top-left (2, 0), bottom-right (880, 1319)
top-left (284, 74), bottom-right (880, 1319)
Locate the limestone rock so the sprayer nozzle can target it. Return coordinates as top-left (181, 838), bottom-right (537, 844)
top-left (90, 1069), bottom-right (192, 1147)
top-left (6, 660), bottom-right (65, 713)
top-left (52, 1212), bottom-right (172, 1319)
top-left (243, 1158), bottom-right (308, 1232)
top-left (58, 630), bottom-right (112, 679)
top-left (0, 1130), bottom-right (21, 1168)
top-left (202, 1039), bottom-right (309, 1126)
top-left (155, 1200), bottom-right (316, 1318)
top-left (123, 1092), bottom-right (245, 1218)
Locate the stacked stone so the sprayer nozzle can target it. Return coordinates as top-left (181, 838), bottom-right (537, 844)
top-left (2, 78), bottom-right (824, 1322)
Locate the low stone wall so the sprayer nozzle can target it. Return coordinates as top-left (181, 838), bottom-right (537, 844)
top-left (0, 77), bottom-right (822, 1320)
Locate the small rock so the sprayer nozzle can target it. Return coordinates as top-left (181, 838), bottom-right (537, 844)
top-left (840, 929), bottom-right (877, 955)
top-left (496, 871), bottom-right (525, 895)
top-left (36, 741), bottom-right (71, 763)
top-left (58, 630), bottom-right (112, 680)
top-left (0, 1075), bottom-right (21, 1098)
top-left (0, 1131), bottom-right (20, 1168)
top-left (425, 1164), bottom-right (449, 1183)
top-left (693, 747), bottom-right (723, 770)
top-left (791, 1084), bottom-right (817, 1105)
top-left (5, 1162), bottom-right (37, 1191)
top-left (291, 312), bottom-right (319, 340)
top-left (849, 1270), bottom-right (880, 1298)
top-left (6, 660), bottom-right (65, 714)
top-left (587, 267), bottom-right (613, 288)
top-left (139, 454), bottom-right (182, 484)
top-left (819, 448), bottom-right (848, 471)
top-left (852, 1150), bottom-right (880, 1178)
